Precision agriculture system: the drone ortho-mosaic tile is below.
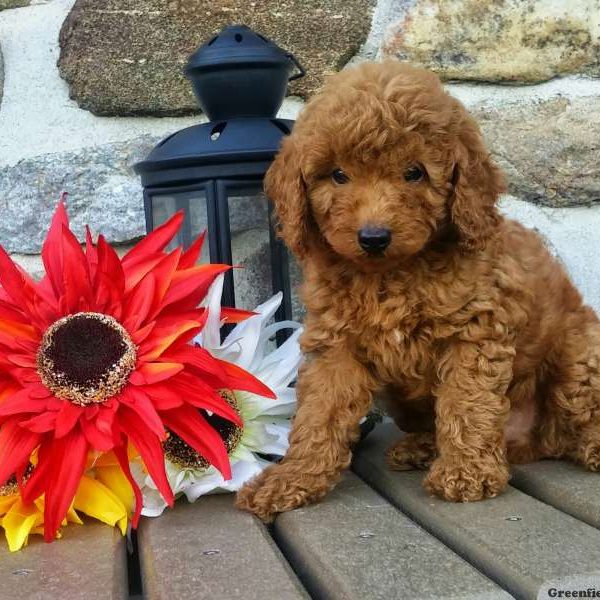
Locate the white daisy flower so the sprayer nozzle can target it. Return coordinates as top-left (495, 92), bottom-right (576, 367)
top-left (137, 275), bottom-right (303, 517)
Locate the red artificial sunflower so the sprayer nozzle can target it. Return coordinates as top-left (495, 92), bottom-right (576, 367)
top-left (0, 199), bottom-right (273, 542)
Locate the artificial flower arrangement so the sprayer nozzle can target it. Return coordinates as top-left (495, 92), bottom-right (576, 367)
top-left (0, 196), bottom-right (300, 551)
top-left (136, 274), bottom-right (302, 516)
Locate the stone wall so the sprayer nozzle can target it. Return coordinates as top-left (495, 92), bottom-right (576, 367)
top-left (0, 0), bottom-right (599, 312)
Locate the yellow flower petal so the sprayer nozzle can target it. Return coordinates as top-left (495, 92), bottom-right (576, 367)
top-left (95, 465), bottom-right (134, 513)
top-left (2, 498), bottom-right (40, 552)
top-left (73, 476), bottom-right (128, 533)
top-left (0, 495), bottom-right (17, 515)
top-left (66, 506), bottom-right (83, 525)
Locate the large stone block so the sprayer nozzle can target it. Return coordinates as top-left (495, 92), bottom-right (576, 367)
top-left (477, 96), bottom-right (600, 207)
top-left (58, 0), bottom-right (376, 116)
top-left (0, 43), bottom-right (3, 109)
top-left (0, 0), bottom-right (29, 10)
top-left (378, 0), bottom-right (600, 83)
top-left (0, 136), bottom-right (156, 253)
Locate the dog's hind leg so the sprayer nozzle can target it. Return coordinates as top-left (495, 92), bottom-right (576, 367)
top-left (386, 432), bottom-right (437, 471)
top-left (538, 317), bottom-right (600, 471)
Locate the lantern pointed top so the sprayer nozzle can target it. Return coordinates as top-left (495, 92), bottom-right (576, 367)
top-left (185, 25), bottom-right (304, 120)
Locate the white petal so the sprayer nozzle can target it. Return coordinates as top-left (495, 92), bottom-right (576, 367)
top-left (183, 472), bottom-right (227, 502)
top-left (141, 488), bottom-right (169, 517)
top-left (224, 458), bottom-right (270, 491)
top-left (254, 327), bottom-right (304, 389)
top-left (195, 274), bottom-right (225, 350)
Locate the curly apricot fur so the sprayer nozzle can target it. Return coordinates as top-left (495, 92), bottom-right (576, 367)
top-left (236, 61), bottom-right (600, 519)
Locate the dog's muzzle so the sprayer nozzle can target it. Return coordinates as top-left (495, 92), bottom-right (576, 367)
top-left (358, 227), bottom-right (391, 254)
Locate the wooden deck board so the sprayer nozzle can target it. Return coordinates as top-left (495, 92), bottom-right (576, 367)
top-left (138, 495), bottom-right (307, 600)
top-left (0, 521), bottom-right (127, 600)
top-left (352, 423), bottom-right (600, 599)
top-left (511, 460), bottom-right (600, 529)
top-left (274, 472), bottom-right (512, 600)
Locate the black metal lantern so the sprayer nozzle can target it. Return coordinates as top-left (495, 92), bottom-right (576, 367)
top-left (134, 25), bottom-right (305, 332)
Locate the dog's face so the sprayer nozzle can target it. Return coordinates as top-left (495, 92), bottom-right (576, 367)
top-left (305, 126), bottom-right (452, 269)
top-left (266, 62), bottom-right (506, 268)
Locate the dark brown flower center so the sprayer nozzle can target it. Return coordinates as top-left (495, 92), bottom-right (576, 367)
top-left (163, 390), bottom-right (243, 470)
top-left (37, 312), bottom-right (137, 406)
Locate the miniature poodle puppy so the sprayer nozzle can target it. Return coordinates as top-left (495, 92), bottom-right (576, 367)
top-left (236, 61), bottom-right (600, 521)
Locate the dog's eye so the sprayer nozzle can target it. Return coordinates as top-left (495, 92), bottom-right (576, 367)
top-left (404, 166), bottom-right (425, 182)
top-left (331, 168), bottom-right (350, 184)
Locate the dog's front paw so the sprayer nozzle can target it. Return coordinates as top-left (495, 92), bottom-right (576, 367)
top-left (424, 456), bottom-right (509, 502)
top-left (235, 463), bottom-right (333, 522)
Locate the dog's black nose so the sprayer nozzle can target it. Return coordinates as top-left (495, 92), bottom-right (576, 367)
top-left (358, 227), bottom-right (391, 253)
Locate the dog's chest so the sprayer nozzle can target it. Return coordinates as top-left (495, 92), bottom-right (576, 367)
top-left (343, 288), bottom-right (437, 391)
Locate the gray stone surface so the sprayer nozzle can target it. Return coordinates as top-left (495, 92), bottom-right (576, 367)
top-left (378, 0), bottom-right (600, 84)
top-left (275, 473), bottom-right (512, 600)
top-left (58, 0), bottom-right (375, 116)
top-left (0, 0), bottom-right (30, 9)
top-left (232, 228), bottom-right (272, 312)
top-left (0, 137), bottom-right (155, 253)
top-left (477, 96), bottom-right (600, 207)
top-left (0, 521), bottom-right (127, 599)
top-left (0, 139), bottom-right (280, 255)
top-left (138, 495), bottom-right (307, 600)
top-left (499, 197), bottom-right (600, 314)
top-left (353, 423), bottom-right (600, 600)
top-left (0, 42), bottom-right (3, 109)
top-left (511, 461), bottom-right (600, 530)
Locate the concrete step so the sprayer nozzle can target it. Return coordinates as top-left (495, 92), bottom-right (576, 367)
top-left (274, 472), bottom-right (512, 600)
top-left (0, 521), bottom-right (127, 600)
top-left (352, 423), bottom-right (600, 600)
top-left (137, 495), bottom-right (307, 600)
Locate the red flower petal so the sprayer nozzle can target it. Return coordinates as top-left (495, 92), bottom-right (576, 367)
top-left (114, 442), bottom-right (143, 528)
top-left (122, 211), bottom-right (184, 266)
top-left (97, 236), bottom-right (125, 296)
top-left (145, 249), bottom-right (182, 320)
top-left (160, 264), bottom-right (230, 310)
top-left (169, 374), bottom-right (242, 427)
top-left (61, 224), bottom-right (93, 313)
top-left (19, 411), bottom-right (58, 433)
top-left (142, 383), bottom-right (184, 411)
top-left (214, 358), bottom-right (276, 399)
top-left (0, 245), bottom-right (33, 310)
top-left (0, 419), bottom-right (41, 486)
top-left (0, 387), bottom-right (48, 418)
top-left (131, 321), bottom-right (155, 345)
top-left (168, 346), bottom-right (275, 398)
top-left (221, 307), bottom-right (256, 324)
top-left (85, 225), bottom-right (98, 280)
top-left (81, 416), bottom-right (115, 452)
top-left (42, 429), bottom-right (88, 542)
top-left (138, 320), bottom-right (203, 362)
top-left (7, 353), bottom-right (38, 368)
top-left (129, 362), bottom-right (184, 385)
top-left (118, 406), bottom-right (174, 509)
top-left (161, 404), bottom-right (231, 480)
top-left (122, 273), bottom-right (156, 333)
top-left (0, 318), bottom-right (39, 343)
top-left (54, 402), bottom-right (84, 438)
top-left (178, 231), bottom-right (205, 269)
top-left (119, 387), bottom-right (165, 439)
top-left (41, 202), bottom-right (68, 300)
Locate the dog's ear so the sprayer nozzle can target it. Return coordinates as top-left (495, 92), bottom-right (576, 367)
top-left (450, 117), bottom-right (506, 251)
top-left (264, 135), bottom-right (311, 259)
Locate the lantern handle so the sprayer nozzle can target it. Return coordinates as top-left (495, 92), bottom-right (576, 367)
top-left (286, 52), bottom-right (306, 81)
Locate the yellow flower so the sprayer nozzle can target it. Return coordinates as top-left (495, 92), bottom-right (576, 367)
top-left (0, 451), bottom-right (133, 552)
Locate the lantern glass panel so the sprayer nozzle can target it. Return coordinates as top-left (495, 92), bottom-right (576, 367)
top-left (150, 190), bottom-right (209, 263)
top-left (220, 181), bottom-right (302, 321)
top-left (226, 185), bottom-right (271, 311)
